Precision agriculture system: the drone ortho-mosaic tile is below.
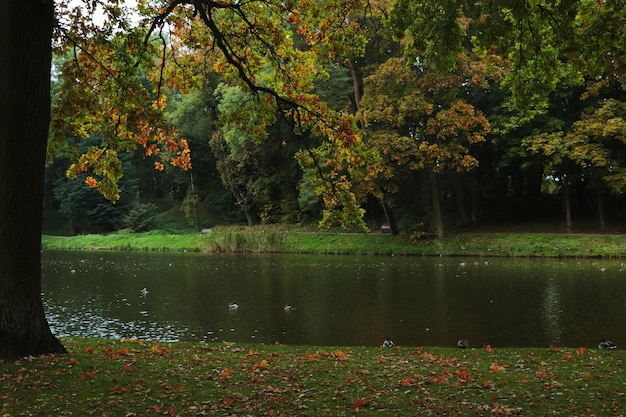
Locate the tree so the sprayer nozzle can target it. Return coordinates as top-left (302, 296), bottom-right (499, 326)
top-left (1, 0), bottom-right (369, 361)
top-left (144, 0), bottom-right (369, 230)
top-left (388, 0), bottom-right (625, 108)
top-left (528, 97), bottom-right (626, 229)
top-left (0, 0), bottom-right (66, 361)
top-left (358, 55), bottom-right (492, 237)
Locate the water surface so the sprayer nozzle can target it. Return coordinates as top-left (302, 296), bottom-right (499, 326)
top-left (42, 250), bottom-right (626, 348)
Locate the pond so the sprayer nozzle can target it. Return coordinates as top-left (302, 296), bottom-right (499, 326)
top-left (42, 250), bottom-right (626, 348)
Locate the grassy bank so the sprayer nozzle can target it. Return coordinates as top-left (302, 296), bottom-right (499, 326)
top-left (42, 226), bottom-right (626, 257)
top-left (2, 338), bottom-right (624, 416)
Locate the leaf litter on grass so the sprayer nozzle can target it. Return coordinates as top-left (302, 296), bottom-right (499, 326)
top-left (1, 338), bottom-right (625, 416)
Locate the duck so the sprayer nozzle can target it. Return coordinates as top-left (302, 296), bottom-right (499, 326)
top-left (598, 339), bottom-right (617, 350)
top-left (284, 304), bottom-right (294, 312)
top-left (140, 288), bottom-right (149, 297)
top-left (382, 337), bottom-right (394, 348)
top-left (457, 338), bottom-right (469, 348)
top-left (228, 302), bottom-right (239, 310)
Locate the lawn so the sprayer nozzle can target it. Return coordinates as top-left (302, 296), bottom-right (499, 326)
top-left (2, 338), bottom-right (624, 416)
top-left (42, 227), bottom-right (626, 258)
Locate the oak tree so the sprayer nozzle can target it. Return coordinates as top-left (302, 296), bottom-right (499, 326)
top-left (1, 0), bottom-right (369, 361)
top-left (0, 0), bottom-right (66, 362)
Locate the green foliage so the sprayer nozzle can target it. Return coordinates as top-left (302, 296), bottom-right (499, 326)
top-left (53, 172), bottom-right (138, 233)
top-left (215, 83), bottom-right (277, 155)
top-left (44, 0), bottom-right (626, 235)
top-left (122, 202), bottom-right (159, 232)
top-left (387, 0), bottom-right (625, 109)
top-left (180, 189), bottom-right (201, 229)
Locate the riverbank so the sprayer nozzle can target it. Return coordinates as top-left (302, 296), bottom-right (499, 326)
top-left (2, 338), bottom-right (624, 415)
top-left (42, 225), bottom-right (626, 257)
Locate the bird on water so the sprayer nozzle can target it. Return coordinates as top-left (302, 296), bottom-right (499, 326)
top-left (382, 337), bottom-right (394, 348)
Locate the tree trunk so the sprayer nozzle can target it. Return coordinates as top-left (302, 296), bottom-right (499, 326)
top-left (597, 184), bottom-right (605, 229)
top-left (471, 172), bottom-right (479, 225)
top-left (449, 172), bottom-right (469, 225)
top-left (379, 198), bottom-right (399, 235)
top-left (563, 174), bottom-right (572, 230)
top-left (430, 171), bottom-right (444, 238)
top-left (0, 0), bottom-right (66, 362)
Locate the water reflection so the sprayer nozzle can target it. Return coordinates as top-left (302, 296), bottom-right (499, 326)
top-left (42, 251), bottom-right (626, 348)
top-left (542, 273), bottom-right (562, 345)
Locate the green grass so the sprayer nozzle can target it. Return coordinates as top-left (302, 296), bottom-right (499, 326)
top-left (42, 225), bottom-right (626, 257)
top-left (2, 338), bottom-right (625, 416)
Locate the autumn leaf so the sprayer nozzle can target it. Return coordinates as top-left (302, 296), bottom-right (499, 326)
top-left (490, 360), bottom-right (507, 374)
top-left (253, 359), bottom-right (268, 370)
top-left (85, 176), bottom-right (98, 188)
top-left (352, 398), bottom-right (369, 410)
top-left (332, 350), bottom-right (348, 361)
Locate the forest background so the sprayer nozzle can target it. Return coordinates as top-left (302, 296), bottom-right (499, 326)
top-left (44, 0), bottom-right (626, 240)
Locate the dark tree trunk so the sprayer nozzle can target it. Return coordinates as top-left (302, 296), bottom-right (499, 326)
top-left (449, 172), bottom-right (469, 225)
top-left (379, 198), bottom-right (399, 235)
top-left (0, 0), bottom-right (66, 362)
top-left (430, 171), bottom-right (444, 238)
top-left (597, 184), bottom-right (605, 230)
top-left (563, 174), bottom-right (572, 230)
top-left (470, 173), bottom-right (479, 225)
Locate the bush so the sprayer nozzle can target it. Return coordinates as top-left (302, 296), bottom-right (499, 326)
top-left (122, 202), bottom-right (159, 232)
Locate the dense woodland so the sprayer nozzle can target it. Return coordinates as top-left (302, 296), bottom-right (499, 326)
top-left (42, 1), bottom-right (626, 238)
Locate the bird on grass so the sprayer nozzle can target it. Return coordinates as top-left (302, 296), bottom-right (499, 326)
top-left (598, 339), bottom-right (617, 350)
top-left (382, 337), bottom-right (394, 348)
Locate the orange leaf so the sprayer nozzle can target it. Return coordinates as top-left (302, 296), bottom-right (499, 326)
top-left (85, 176), bottom-right (98, 188)
top-left (490, 360), bottom-right (507, 374)
top-left (109, 386), bottom-right (127, 394)
top-left (218, 368), bottom-right (232, 381)
top-left (254, 359), bottom-right (268, 369)
top-left (399, 377), bottom-right (416, 386)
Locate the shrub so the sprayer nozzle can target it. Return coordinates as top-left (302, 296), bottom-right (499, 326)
top-left (123, 202), bottom-right (159, 232)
